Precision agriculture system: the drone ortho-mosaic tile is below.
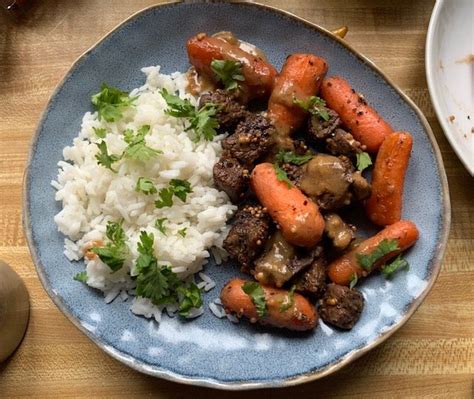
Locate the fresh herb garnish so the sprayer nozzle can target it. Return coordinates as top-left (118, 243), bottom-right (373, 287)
top-left (274, 163), bottom-right (292, 188)
top-left (356, 239), bottom-right (399, 270)
top-left (123, 125), bottom-right (162, 162)
top-left (155, 179), bottom-right (193, 208)
top-left (95, 141), bottom-right (121, 172)
top-left (177, 227), bottom-right (187, 238)
top-left (134, 232), bottom-right (202, 314)
top-left (91, 83), bottom-right (136, 122)
top-left (356, 152), bottom-right (373, 172)
top-left (279, 285), bottom-right (296, 312)
top-left (73, 271), bottom-right (88, 283)
top-left (135, 177), bottom-right (157, 195)
top-left (381, 255), bottom-right (409, 279)
top-left (349, 273), bottom-right (358, 289)
top-left (92, 127), bottom-right (107, 138)
top-left (275, 150), bottom-right (313, 166)
top-left (160, 89), bottom-right (219, 142)
top-left (293, 95), bottom-right (330, 121)
top-left (242, 282), bottom-right (267, 317)
top-left (178, 283), bottom-right (203, 317)
top-left (210, 59), bottom-right (245, 91)
top-left (155, 218), bottom-right (167, 235)
top-left (91, 221), bottom-right (129, 272)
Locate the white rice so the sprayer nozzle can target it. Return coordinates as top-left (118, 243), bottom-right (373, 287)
top-left (53, 66), bottom-right (237, 322)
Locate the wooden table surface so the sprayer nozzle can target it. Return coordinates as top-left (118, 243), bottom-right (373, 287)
top-left (0, 0), bottom-right (472, 397)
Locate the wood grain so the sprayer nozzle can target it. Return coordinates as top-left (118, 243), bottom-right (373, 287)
top-left (0, 0), bottom-right (472, 397)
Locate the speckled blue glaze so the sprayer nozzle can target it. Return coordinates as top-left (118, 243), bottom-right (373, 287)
top-left (24, 1), bottom-right (450, 390)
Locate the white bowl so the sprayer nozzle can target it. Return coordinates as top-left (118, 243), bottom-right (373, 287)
top-left (426, 0), bottom-right (474, 175)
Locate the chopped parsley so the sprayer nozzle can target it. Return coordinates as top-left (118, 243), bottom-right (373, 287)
top-left (356, 239), bottom-right (399, 271)
top-left (73, 271), bottom-right (88, 283)
top-left (91, 83), bottom-right (136, 122)
top-left (91, 221), bottom-right (129, 272)
top-left (92, 127), bottom-right (107, 138)
top-left (134, 232), bottom-right (202, 315)
top-left (274, 163), bottom-right (292, 188)
top-left (135, 177), bottom-right (157, 195)
top-left (177, 227), bottom-right (187, 238)
top-left (210, 59), bottom-right (245, 91)
top-left (160, 89), bottom-right (219, 142)
top-left (242, 282), bottom-right (267, 318)
top-left (293, 95), bottom-right (330, 121)
top-left (123, 125), bottom-right (162, 162)
top-left (155, 218), bottom-right (167, 235)
top-left (356, 152), bottom-right (373, 172)
top-left (178, 283), bottom-right (203, 317)
top-left (95, 141), bottom-right (121, 172)
top-left (349, 273), bottom-right (358, 289)
top-left (155, 179), bottom-right (193, 208)
top-left (381, 255), bottom-right (409, 279)
top-left (279, 285), bottom-right (296, 312)
top-left (275, 150), bottom-right (313, 166)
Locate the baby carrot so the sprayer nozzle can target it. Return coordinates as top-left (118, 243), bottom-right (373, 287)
top-left (365, 132), bottom-right (413, 226)
top-left (320, 76), bottom-right (393, 153)
top-left (250, 162), bottom-right (325, 247)
top-left (327, 220), bottom-right (419, 286)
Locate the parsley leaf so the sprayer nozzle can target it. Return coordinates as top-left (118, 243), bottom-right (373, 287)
top-left (349, 273), bottom-right (358, 289)
top-left (274, 163), bottom-right (292, 188)
top-left (135, 177), bottom-right (157, 195)
top-left (91, 221), bottom-right (129, 272)
top-left (92, 127), bottom-right (107, 138)
top-left (275, 150), bottom-right (313, 166)
top-left (178, 283), bottom-right (203, 317)
top-left (134, 232), bottom-right (202, 315)
top-left (155, 179), bottom-right (193, 208)
top-left (160, 89), bottom-right (219, 142)
top-left (160, 88), bottom-right (195, 118)
top-left (155, 218), bottom-right (167, 235)
top-left (381, 255), bottom-right (409, 278)
top-left (293, 95), bottom-right (330, 121)
top-left (356, 239), bottom-right (399, 270)
top-left (74, 271), bottom-right (88, 283)
top-left (91, 83), bottom-right (135, 122)
top-left (279, 285), bottom-right (296, 312)
top-left (242, 282), bottom-right (267, 317)
top-left (210, 59), bottom-right (245, 91)
top-left (356, 152), bottom-right (373, 172)
top-left (123, 125), bottom-right (162, 162)
top-left (177, 227), bottom-right (187, 238)
top-left (169, 179), bottom-right (192, 202)
top-left (95, 141), bottom-right (121, 172)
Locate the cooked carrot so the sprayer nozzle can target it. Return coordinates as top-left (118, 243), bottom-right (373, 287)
top-left (186, 33), bottom-right (277, 102)
top-left (268, 53), bottom-right (328, 149)
top-left (220, 278), bottom-right (318, 331)
top-left (251, 162), bottom-right (325, 247)
top-left (320, 76), bottom-right (393, 153)
top-left (327, 220), bottom-right (419, 286)
top-left (365, 132), bottom-right (413, 226)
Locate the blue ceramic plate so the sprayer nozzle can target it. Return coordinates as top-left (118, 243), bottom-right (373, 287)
top-left (24, 1), bottom-right (450, 390)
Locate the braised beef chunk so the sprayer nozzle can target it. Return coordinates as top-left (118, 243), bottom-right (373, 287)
top-left (222, 113), bottom-right (274, 166)
top-left (319, 284), bottom-right (364, 330)
top-left (254, 231), bottom-right (295, 287)
top-left (293, 246), bottom-right (327, 298)
top-left (199, 89), bottom-right (248, 129)
top-left (223, 204), bottom-right (271, 271)
top-left (326, 129), bottom-right (364, 159)
top-left (308, 109), bottom-right (341, 140)
top-left (281, 162), bottom-right (304, 185)
top-left (351, 171), bottom-right (371, 201)
top-left (213, 154), bottom-right (249, 202)
top-left (324, 213), bottom-right (355, 251)
top-left (299, 154), bottom-right (353, 210)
